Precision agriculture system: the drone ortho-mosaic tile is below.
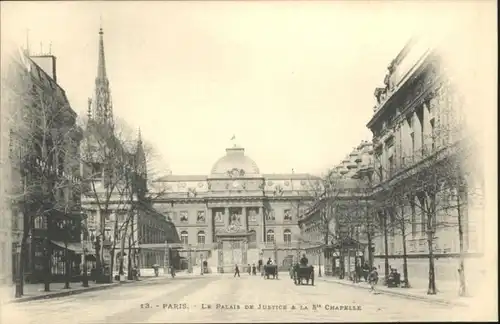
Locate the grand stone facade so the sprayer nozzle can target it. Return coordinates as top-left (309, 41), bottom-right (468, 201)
top-left (152, 144), bottom-right (317, 272)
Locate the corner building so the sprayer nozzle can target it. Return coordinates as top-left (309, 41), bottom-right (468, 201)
top-left (151, 144), bottom-right (316, 273)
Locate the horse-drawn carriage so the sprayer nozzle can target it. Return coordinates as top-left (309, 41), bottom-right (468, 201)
top-left (292, 263), bottom-right (314, 285)
top-left (263, 264), bottom-right (278, 279)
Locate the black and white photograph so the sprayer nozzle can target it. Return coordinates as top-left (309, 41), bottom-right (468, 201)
top-left (0, 1), bottom-right (497, 323)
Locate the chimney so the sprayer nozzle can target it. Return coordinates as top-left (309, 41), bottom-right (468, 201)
top-left (30, 55), bottom-right (57, 82)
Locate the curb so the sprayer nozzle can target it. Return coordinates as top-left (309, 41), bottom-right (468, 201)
top-left (317, 278), bottom-right (470, 307)
top-left (6, 283), bottom-right (120, 304)
top-left (6, 277), bottom-right (156, 304)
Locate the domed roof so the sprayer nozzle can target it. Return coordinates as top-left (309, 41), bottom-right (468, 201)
top-left (210, 145), bottom-right (260, 176)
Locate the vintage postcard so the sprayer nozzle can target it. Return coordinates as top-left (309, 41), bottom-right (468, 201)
top-left (0, 0), bottom-right (497, 323)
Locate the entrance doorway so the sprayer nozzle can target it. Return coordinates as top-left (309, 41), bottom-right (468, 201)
top-left (223, 240), bottom-right (243, 266)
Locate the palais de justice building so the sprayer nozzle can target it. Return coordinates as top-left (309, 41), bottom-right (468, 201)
top-left (151, 144), bottom-right (316, 273)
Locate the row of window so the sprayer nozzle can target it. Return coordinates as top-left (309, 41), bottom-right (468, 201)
top-left (179, 229), bottom-right (293, 245)
top-left (171, 208), bottom-right (294, 223)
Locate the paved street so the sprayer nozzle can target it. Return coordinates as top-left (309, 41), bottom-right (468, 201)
top-left (1, 274), bottom-right (482, 323)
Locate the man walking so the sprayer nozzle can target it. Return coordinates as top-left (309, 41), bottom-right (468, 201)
top-left (234, 264), bottom-right (240, 277)
top-left (368, 267), bottom-right (379, 293)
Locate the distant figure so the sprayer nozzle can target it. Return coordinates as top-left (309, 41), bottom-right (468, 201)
top-left (258, 259), bottom-right (263, 271)
top-left (247, 264), bottom-right (251, 275)
top-left (362, 262), bottom-right (370, 281)
top-left (252, 263), bottom-right (257, 275)
top-left (368, 267), bottom-right (379, 293)
top-left (267, 257), bottom-right (273, 265)
top-left (300, 254), bottom-right (308, 266)
top-left (234, 264), bottom-right (240, 277)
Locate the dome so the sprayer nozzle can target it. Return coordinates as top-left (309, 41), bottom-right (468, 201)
top-left (210, 146), bottom-right (260, 176)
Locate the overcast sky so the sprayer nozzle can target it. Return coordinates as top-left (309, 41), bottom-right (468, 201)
top-left (1, 1), bottom-right (488, 177)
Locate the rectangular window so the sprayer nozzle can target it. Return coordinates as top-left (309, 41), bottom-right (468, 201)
top-left (417, 195), bottom-right (426, 235)
top-left (196, 211), bottom-right (206, 223)
top-left (430, 118), bottom-right (436, 151)
top-left (410, 132), bottom-right (415, 157)
top-left (388, 156), bottom-right (394, 177)
top-left (374, 151), bottom-right (383, 181)
top-left (283, 209), bottom-right (292, 221)
top-left (410, 200), bottom-right (417, 237)
top-left (266, 209), bottom-right (275, 221)
top-left (180, 211), bottom-right (188, 223)
top-left (91, 163), bottom-right (103, 179)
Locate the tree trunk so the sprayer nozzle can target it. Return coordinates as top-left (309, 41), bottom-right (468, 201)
top-left (119, 226), bottom-right (128, 278)
top-left (383, 211), bottom-right (390, 283)
top-left (64, 243), bottom-right (70, 289)
top-left (339, 248), bottom-right (344, 279)
top-left (110, 247), bottom-right (115, 281)
top-left (44, 236), bottom-right (51, 292)
top-left (16, 209), bottom-right (30, 297)
top-left (457, 186), bottom-right (467, 296)
top-left (426, 193), bottom-right (437, 295)
top-left (347, 249), bottom-right (351, 280)
top-left (401, 221), bottom-right (411, 288)
top-left (82, 247), bottom-right (89, 287)
top-left (367, 230), bottom-right (373, 269)
top-left (94, 236), bottom-right (101, 279)
top-left (127, 235), bottom-right (132, 280)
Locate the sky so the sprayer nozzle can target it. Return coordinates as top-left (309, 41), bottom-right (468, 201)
top-left (1, 0), bottom-right (489, 177)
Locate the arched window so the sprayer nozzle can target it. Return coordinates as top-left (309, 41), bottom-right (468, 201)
top-left (283, 229), bottom-right (292, 244)
top-left (197, 231), bottom-right (205, 245)
top-left (248, 230), bottom-right (256, 243)
top-left (34, 215), bottom-right (46, 229)
top-left (180, 231), bottom-right (188, 245)
top-left (266, 230), bottom-right (275, 242)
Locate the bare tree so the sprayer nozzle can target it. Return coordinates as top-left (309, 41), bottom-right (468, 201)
top-left (4, 56), bottom-right (86, 295)
top-left (79, 115), bottom-right (136, 282)
top-left (297, 169), bottom-right (366, 279)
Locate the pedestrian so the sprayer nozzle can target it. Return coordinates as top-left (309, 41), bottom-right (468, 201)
top-left (252, 263), bottom-right (257, 275)
top-left (234, 264), bottom-right (240, 277)
top-left (247, 264), bottom-right (251, 275)
top-left (368, 267), bottom-right (379, 293)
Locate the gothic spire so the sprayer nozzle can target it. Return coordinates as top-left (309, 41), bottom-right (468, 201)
top-left (92, 23), bottom-right (114, 128)
top-left (136, 127), bottom-right (147, 178)
top-left (97, 26), bottom-right (107, 81)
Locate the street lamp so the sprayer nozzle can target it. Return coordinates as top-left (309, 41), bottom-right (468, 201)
top-left (318, 248), bottom-right (322, 277)
top-left (82, 247), bottom-right (89, 287)
top-left (200, 253), bottom-right (204, 275)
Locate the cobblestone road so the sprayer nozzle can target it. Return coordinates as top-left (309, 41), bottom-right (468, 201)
top-left (1, 275), bottom-right (482, 323)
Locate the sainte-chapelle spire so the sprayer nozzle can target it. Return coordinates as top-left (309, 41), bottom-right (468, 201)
top-left (89, 24), bottom-right (114, 128)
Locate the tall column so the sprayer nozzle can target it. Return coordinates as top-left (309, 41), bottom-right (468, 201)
top-left (242, 207), bottom-right (247, 230)
top-left (187, 244), bottom-right (193, 273)
top-left (242, 238), bottom-right (248, 265)
top-left (207, 207), bottom-right (213, 243)
top-left (259, 207), bottom-right (265, 242)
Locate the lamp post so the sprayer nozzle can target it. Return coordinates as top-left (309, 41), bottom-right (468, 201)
top-left (82, 247), bottom-right (89, 287)
top-left (163, 240), bottom-right (169, 274)
top-left (273, 241), bottom-right (278, 267)
top-left (187, 244), bottom-right (193, 274)
top-left (200, 253), bottom-right (204, 275)
top-left (318, 247), bottom-right (322, 277)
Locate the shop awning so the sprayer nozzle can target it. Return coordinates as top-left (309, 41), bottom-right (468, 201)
top-left (51, 241), bottom-right (84, 253)
top-left (85, 254), bottom-right (97, 261)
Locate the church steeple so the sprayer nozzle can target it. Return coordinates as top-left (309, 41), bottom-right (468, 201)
top-left (136, 128), bottom-right (146, 177)
top-left (90, 23), bottom-right (114, 128)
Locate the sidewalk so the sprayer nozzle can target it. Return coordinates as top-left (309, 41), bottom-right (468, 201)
top-left (1, 276), bottom-right (161, 304)
top-left (317, 275), bottom-right (477, 307)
